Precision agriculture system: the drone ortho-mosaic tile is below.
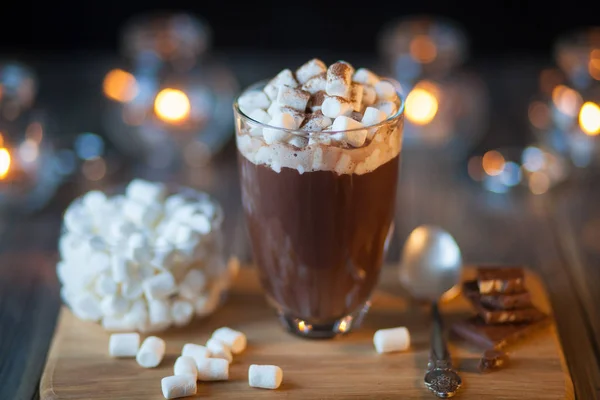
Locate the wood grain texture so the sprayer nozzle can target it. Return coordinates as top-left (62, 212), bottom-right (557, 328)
top-left (41, 266), bottom-right (573, 400)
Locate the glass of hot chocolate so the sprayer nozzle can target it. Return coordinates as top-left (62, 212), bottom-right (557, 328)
top-left (234, 59), bottom-right (404, 338)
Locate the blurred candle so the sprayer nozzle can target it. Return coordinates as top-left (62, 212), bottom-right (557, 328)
top-left (405, 82), bottom-right (439, 125)
top-left (0, 147), bottom-right (11, 179)
top-left (579, 102), bottom-right (600, 135)
top-left (154, 88), bottom-right (190, 123)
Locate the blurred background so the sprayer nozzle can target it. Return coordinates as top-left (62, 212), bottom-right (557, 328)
top-left (0, 0), bottom-right (600, 252)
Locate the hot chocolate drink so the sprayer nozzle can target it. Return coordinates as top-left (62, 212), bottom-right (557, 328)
top-left (235, 59), bottom-right (403, 337)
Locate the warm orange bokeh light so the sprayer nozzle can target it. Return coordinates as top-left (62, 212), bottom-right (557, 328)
top-left (0, 148), bottom-right (11, 179)
top-left (409, 35), bottom-right (437, 64)
top-left (482, 150), bottom-right (505, 176)
top-left (405, 82), bottom-right (439, 125)
top-left (154, 88), bottom-right (191, 123)
top-left (103, 69), bottom-right (138, 102)
top-left (551, 85), bottom-right (582, 117)
top-left (579, 102), bottom-right (600, 136)
top-left (528, 101), bottom-right (551, 130)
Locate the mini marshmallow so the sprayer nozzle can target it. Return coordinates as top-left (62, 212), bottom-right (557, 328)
top-left (102, 315), bottom-right (137, 331)
top-left (136, 336), bottom-right (166, 368)
top-left (109, 333), bottom-right (140, 357)
top-left (321, 95), bottom-right (353, 119)
top-left (161, 375), bottom-right (197, 399)
top-left (100, 294), bottom-right (130, 317)
top-left (248, 365), bottom-right (283, 390)
top-left (375, 101), bottom-right (399, 117)
top-left (82, 190), bottom-right (107, 211)
top-left (196, 358), bottom-right (229, 381)
top-left (182, 343), bottom-right (211, 363)
top-left (276, 86), bottom-right (310, 111)
top-left (301, 73), bottom-right (327, 94)
top-left (174, 356), bottom-right (198, 379)
top-left (143, 272), bottom-right (177, 301)
top-left (331, 116), bottom-right (368, 147)
top-left (109, 219), bottom-right (137, 239)
top-left (194, 286), bottom-right (221, 317)
top-left (288, 135), bottom-right (308, 148)
top-left (353, 68), bottom-right (380, 86)
top-left (188, 213), bottom-right (211, 234)
top-left (248, 108), bottom-right (271, 137)
top-left (122, 280), bottom-right (143, 300)
top-left (126, 232), bottom-right (153, 264)
top-left (307, 91), bottom-right (326, 112)
top-left (126, 179), bottom-right (166, 205)
top-left (301, 112), bottom-right (332, 132)
top-left (326, 62), bottom-right (353, 98)
top-left (63, 205), bottom-right (91, 234)
top-left (206, 338), bottom-right (233, 363)
top-left (164, 194), bottom-right (186, 215)
top-left (350, 82), bottom-right (364, 112)
top-left (362, 107), bottom-right (389, 140)
top-left (171, 299), bottom-right (194, 327)
top-left (148, 299), bottom-right (172, 331)
top-left (267, 101), bottom-right (282, 117)
top-left (71, 293), bottom-right (102, 322)
top-left (238, 90), bottom-right (270, 114)
top-left (362, 85), bottom-right (377, 106)
top-left (373, 326), bottom-right (411, 353)
top-left (212, 327), bottom-right (247, 354)
top-left (263, 113), bottom-right (296, 144)
top-left (264, 69), bottom-right (298, 100)
top-left (94, 272), bottom-right (117, 297)
top-left (125, 299), bottom-right (148, 330)
top-left (296, 58), bottom-right (327, 84)
top-left (178, 269), bottom-right (207, 300)
top-left (374, 80), bottom-right (397, 101)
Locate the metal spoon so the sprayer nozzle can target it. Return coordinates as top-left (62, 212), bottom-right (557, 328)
top-left (399, 225), bottom-right (463, 398)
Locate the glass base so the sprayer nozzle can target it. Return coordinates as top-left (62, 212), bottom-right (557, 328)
top-left (276, 301), bottom-right (372, 339)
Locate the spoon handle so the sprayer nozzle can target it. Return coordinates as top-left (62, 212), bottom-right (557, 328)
top-left (428, 302), bottom-right (452, 370)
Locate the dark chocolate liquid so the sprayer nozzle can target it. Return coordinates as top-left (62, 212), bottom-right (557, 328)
top-left (239, 153), bottom-right (399, 323)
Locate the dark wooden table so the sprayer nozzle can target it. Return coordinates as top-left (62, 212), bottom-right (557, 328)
top-left (0, 52), bottom-right (599, 400)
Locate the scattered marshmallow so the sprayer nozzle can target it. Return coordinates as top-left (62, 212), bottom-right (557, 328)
top-left (238, 90), bottom-right (270, 114)
top-left (301, 73), bottom-right (327, 94)
top-left (353, 68), bottom-right (380, 86)
top-left (264, 69), bottom-right (298, 100)
top-left (321, 95), bottom-right (353, 119)
top-left (374, 80), bottom-right (397, 101)
top-left (143, 272), bottom-right (177, 301)
top-left (350, 82), bottom-right (364, 112)
top-left (212, 327), bottom-right (247, 354)
top-left (373, 326), bottom-right (411, 353)
top-left (263, 112), bottom-right (296, 144)
top-left (196, 358), bottom-right (229, 381)
top-left (174, 356), bottom-right (198, 379)
top-left (161, 375), bottom-right (197, 399)
top-left (102, 315), bottom-right (137, 331)
top-left (148, 299), bottom-right (172, 331)
top-left (136, 336), bottom-right (166, 368)
top-left (206, 338), bottom-right (233, 363)
top-left (248, 365), bottom-right (283, 390)
top-left (331, 116), bottom-right (368, 147)
top-left (109, 333), bottom-right (140, 357)
top-left (182, 343), bottom-right (211, 363)
top-left (276, 86), bottom-right (310, 111)
top-left (326, 62), bottom-right (353, 98)
top-left (296, 58), bottom-right (327, 84)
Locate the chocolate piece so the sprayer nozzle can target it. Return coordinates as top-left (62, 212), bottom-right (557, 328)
top-left (477, 267), bottom-right (525, 294)
top-left (463, 280), bottom-right (532, 310)
top-left (451, 316), bottom-right (550, 350)
top-left (471, 299), bottom-right (546, 324)
top-left (479, 349), bottom-right (509, 372)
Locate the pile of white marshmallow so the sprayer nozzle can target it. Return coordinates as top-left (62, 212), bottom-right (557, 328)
top-left (58, 179), bottom-right (237, 332)
top-left (237, 58), bottom-right (401, 148)
top-left (109, 327), bottom-right (283, 399)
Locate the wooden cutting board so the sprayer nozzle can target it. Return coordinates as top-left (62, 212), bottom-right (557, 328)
top-left (40, 266), bottom-right (573, 399)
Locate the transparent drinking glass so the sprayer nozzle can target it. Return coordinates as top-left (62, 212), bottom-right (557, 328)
top-left (234, 81), bottom-right (404, 338)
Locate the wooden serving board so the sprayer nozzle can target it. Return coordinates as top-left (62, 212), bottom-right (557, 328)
top-left (40, 267), bottom-right (573, 399)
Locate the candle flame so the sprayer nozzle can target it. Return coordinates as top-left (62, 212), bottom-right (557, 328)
top-left (405, 82), bottom-right (439, 125)
top-left (0, 148), bottom-right (11, 179)
top-left (103, 69), bottom-right (138, 102)
top-left (154, 88), bottom-right (191, 123)
top-left (579, 102), bottom-right (600, 135)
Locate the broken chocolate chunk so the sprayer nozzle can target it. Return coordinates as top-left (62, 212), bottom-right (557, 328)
top-left (463, 280), bottom-right (532, 309)
top-left (469, 298), bottom-right (546, 324)
top-left (479, 349), bottom-right (509, 372)
top-left (451, 316), bottom-right (550, 350)
top-left (477, 266), bottom-right (526, 294)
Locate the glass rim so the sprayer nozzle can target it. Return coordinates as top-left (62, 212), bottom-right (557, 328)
top-left (62, 183), bottom-right (224, 249)
top-left (233, 78), bottom-right (405, 136)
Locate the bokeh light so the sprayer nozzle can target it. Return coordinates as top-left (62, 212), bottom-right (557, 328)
top-left (103, 69), bottom-right (138, 102)
top-left (528, 101), bottom-right (551, 129)
top-left (551, 85), bottom-right (582, 116)
top-left (578, 102), bottom-right (600, 135)
top-left (0, 148), bottom-right (11, 179)
top-left (405, 82), bottom-right (439, 125)
top-left (482, 150), bottom-right (505, 176)
top-left (154, 88), bottom-right (191, 123)
top-left (528, 171), bottom-right (550, 195)
top-left (409, 35), bottom-right (437, 64)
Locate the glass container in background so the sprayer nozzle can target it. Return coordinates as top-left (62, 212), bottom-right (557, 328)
top-left (0, 62), bottom-right (66, 212)
top-left (378, 16), bottom-right (488, 162)
top-left (102, 12), bottom-right (238, 172)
